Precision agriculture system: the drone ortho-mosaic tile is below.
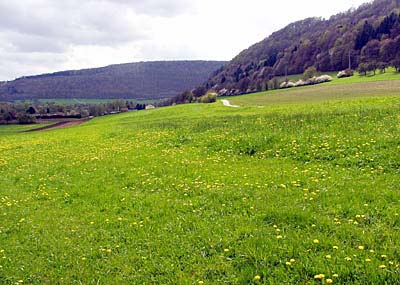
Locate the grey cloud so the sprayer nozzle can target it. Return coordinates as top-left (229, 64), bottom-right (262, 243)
top-left (0, 50), bottom-right (65, 80)
top-left (108, 0), bottom-right (195, 16)
top-left (0, 0), bottom-right (197, 80)
top-left (0, 0), bottom-right (156, 53)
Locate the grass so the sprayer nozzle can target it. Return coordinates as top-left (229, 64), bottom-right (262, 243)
top-left (228, 71), bottom-right (400, 107)
top-left (276, 67), bottom-right (399, 86)
top-left (0, 124), bottom-right (50, 135)
top-left (0, 77), bottom-right (400, 284)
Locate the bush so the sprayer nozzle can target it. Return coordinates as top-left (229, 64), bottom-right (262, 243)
top-left (198, 92), bottom-right (217, 103)
top-left (303, 66), bottom-right (319, 80)
top-left (314, 75), bottom-right (333, 83)
top-left (337, 69), bottom-right (354, 78)
top-left (289, 75), bottom-right (332, 89)
top-left (280, 81), bottom-right (295, 89)
top-left (17, 114), bottom-right (36, 124)
top-left (294, 80), bottom-right (306, 87)
top-left (268, 77), bottom-right (280, 90)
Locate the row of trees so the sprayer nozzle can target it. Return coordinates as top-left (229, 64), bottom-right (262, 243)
top-left (0, 100), bottom-right (154, 124)
top-left (357, 36), bottom-right (400, 74)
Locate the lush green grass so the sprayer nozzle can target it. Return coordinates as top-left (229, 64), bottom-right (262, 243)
top-left (276, 68), bottom-right (399, 86)
top-left (1, 79), bottom-right (400, 284)
top-left (0, 124), bottom-right (50, 135)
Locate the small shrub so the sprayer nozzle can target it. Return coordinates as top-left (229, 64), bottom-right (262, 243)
top-left (315, 75), bottom-right (333, 83)
top-left (337, 69), bottom-right (354, 78)
top-left (198, 92), bottom-right (217, 103)
top-left (17, 114), bottom-right (36, 124)
top-left (303, 66), bottom-right (319, 80)
top-left (294, 80), bottom-right (306, 87)
top-left (280, 81), bottom-right (295, 89)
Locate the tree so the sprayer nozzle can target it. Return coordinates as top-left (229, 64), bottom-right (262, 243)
top-left (355, 21), bottom-right (376, 50)
top-left (378, 61), bottom-right (388, 73)
top-left (268, 77), bottom-right (280, 90)
top-left (302, 66), bottom-right (318, 80)
top-left (192, 86), bottom-right (207, 98)
top-left (360, 40), bottom-right (380, 75)
top-left (380, 38), bottom-right (396, 64)
top-left (357, 63), bottom-right (368, 76)
top-left (198, 92), bottom-right (217, 103)
top-left (361, 40), bottom-right (380, 62)
top-left (26, 106), bottom-right (37, 114)
top-left (392, 56), bottom-right (400, 72)
top-left (17, 114), bottom-right (36, 124)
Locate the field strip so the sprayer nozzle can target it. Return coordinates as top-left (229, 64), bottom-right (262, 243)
top-left (26, 118), bottom-right (92, 132)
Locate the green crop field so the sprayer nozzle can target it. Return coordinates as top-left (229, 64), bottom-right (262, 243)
top-left (1, 76), bottom-right (400, 284)
top-left (229, 71), bottom-right (400, 107)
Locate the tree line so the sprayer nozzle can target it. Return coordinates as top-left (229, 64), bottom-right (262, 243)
top-left (0, 101), bottom-right (153, 125)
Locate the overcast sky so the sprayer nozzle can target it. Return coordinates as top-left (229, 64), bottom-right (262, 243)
top-left (0, 0), bottom-right (370, 81)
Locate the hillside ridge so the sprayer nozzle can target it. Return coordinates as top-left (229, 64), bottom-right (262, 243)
top-left (204, 0), bottom-right (400, 95)
top-left (0, 60), bottom-right (226, 101)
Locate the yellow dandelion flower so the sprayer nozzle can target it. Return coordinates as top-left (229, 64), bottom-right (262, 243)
top-left (326, 255), bottom-right (332, 259)
top-left (381, 255), bottom-right (387, 259)
top-left (277, 235), bottom-right (283, 239)
top-left (224, 248), bottom-right (229, 253)
top-left (345, 257), bottom-right (352, 262)
top-left (314, 274), bottom-right (325, 280)
top-left (333, 246), bottom-right (339, 250)
top-left (285, 261), bottom-right (291, 266)
top-left (358, 246), bottom-right (365, 250)
top-left (313, 239), bottom-right (319, 244)
top-left (254, 275), bottom-right (261, 281)
top-left (326, 279), bottom-right (333, 284)
top-left (379, 265), bottom-right (386, 269)
top-left (198, 281), bottom-right (204, 285)
top-left (290, 258), bottom-right (296, 263)
top-left (332, 274), bottom-right (339, 278)
top-left (365, 258), bottom-right (371, 262)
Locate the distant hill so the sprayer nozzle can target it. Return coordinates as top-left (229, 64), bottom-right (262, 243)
top-left (205, 0), bottom-right (400, 95)
top-left (0, 61), bottom-right (226, 101)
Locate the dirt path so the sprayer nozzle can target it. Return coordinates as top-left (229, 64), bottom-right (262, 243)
top-left (221, 99), bottom-right (239, 108)
top-left (26, 118), bottom-right (92, 132)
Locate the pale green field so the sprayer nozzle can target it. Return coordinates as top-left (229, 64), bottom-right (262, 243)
top-left (228, 72), bottom-right (400, 107)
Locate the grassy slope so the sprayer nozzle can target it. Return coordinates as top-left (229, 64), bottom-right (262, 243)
top-left (0, 78), bottom-right (400, 284)
top-left (229, 70), bottom-right (400, 107)
top-left (0, 124), bottom-right (50, 135)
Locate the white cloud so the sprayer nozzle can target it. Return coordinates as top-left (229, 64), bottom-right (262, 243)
top-left (0, 0), bottom-right (370, 81)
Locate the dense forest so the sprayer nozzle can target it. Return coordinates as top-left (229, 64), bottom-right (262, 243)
top-left (204, 0), bottom-right (400, 95)
top-left (0, 61), bottom-right (226, 101)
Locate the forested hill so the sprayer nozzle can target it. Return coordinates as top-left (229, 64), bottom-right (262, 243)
top-left (205, 0), bottom-right (400, 95)
top-left (0, 61), bottom-right (226, 101)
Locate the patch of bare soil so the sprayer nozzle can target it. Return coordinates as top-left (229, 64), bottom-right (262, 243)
top-left (26, 118), bottom-right (92, 132)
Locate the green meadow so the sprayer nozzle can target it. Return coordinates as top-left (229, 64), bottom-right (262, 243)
top-left (1, 74), bottom-right (400, 284)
